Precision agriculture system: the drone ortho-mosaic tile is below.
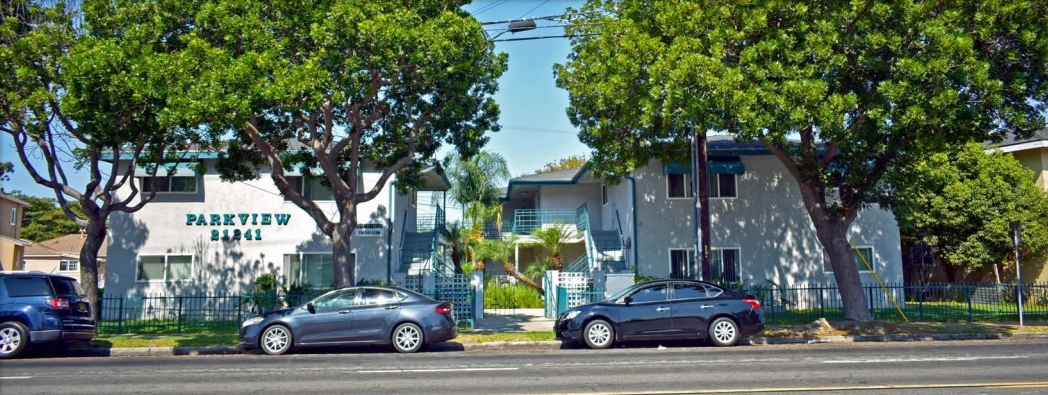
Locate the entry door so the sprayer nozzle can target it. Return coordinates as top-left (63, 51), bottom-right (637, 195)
top-left (617, 284), bottom-right (673, 339)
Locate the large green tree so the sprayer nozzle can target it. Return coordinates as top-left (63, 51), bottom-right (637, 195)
top-left (555, 1), bottom-right (1048, 321)
top-left (886, 143), bottom-right (1048, 278)
top-left (179, 0), bottom-right (507, 288)
top-left (1, 0), bottom-right (217, 319)
top-left (443, 149), bottom-right (511, 269)
top-left (6, 191), bottom-right (84, 242)
top-left (533, 154), bottom-right (588, 174)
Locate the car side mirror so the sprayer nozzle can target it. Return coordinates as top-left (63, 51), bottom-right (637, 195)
top-left (306, 303), bottom-right (316, 314)
top-left (623, 296), bottom-right (632, 305)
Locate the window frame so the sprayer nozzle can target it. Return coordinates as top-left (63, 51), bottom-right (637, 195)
top-left (824, 246), bottom-right (875, 274)
top-left (602, 185), bottom-right (608, 205)
top-left (711, 247), bottom-right (741, 283)
top-left (668, 248), bottom-right (696, 279)
top-left (708, 173), bottom-right (738, 199)
top-left (9, 207), bottom-right (16, 226)
top-left (139, 176), bottom-right (199, 194)
top-left (59, 260), bottom-right (79, 272)
top-left (135, 254), bottom-right (194, 283)
top-left (284, 252), bottom-right (353, 288)
top-left (666, 173), bottom-right (694, 199)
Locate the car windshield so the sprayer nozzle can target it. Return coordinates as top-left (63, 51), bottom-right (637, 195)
top-left (604, 283), bottom-right (643, 302)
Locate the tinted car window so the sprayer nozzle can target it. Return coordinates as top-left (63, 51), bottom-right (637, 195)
top-left (358, 288), bottom-right (400, 305)
top-left (312, 289), bottom-right (357, 310)
top-left (672, 283), bottom-right (709, 300)
top-left (2, 277), bottom-right (53, 297)
top-left (50, 277), bottom-right (84, 296)
top-left (630, 284), bottom-right (668, 303)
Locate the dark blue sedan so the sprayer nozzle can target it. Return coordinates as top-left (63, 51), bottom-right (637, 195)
top-left (555, 280), bottom-right (764, 349)
top-left (239, 286), bottom-right (457, 354)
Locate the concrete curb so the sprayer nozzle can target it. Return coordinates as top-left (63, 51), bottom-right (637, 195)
top-left (67, 333), bottom-right (1048, 357)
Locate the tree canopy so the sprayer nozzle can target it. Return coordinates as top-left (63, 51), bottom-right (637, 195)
top-left (887, 142), bottom-right (1048, 277)
top-left (177, 0), bottom-right (507, 286)
top-left (533, 154), bottom-right (588, 174)
top-left (2, 0), bottom-right (221, 320)
top-left (555, 0), bottom-right (1048, 321)
top-left (5, 191), bottom-right (84, 242)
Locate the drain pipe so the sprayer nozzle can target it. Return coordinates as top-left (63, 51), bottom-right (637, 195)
top-left (386, 187), bottom-right (394, 283)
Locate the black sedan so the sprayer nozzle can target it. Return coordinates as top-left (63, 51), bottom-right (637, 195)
top-left (239, 286), bottom-right (457, 354)
top-left (555, 279), bottom-right (764, 349)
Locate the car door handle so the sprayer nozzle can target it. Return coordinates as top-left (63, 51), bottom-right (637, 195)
top-left (338, 310), bottom-right (351, 315)
top-left (700, 305), bottom-right (714, 309)
top-left (655, 307), bottom-right (669, 312)
top-left (384, 306), bottom-right (399, 310)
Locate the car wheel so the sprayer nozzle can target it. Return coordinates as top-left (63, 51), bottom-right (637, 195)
top-left (583, 319), bottom-right (614, 349)
top-left (708, 317), bottom-right (740, 347)
top-left (260, 325), bottom-right (293, 355)
top-left (0, 322), bottom-right (29, 359)
top-left (392, 323), bottom-right (423, 353)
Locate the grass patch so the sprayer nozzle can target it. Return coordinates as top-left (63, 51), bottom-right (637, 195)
top-left (92, 334), bottom-right (239, 349)
top-left (484, 280), bottom-right (543, 309)
top-left (456, 331), bottom-right (555, 343)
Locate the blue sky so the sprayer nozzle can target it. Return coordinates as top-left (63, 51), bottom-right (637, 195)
top-left (0, 0), bottom-right (588, 198)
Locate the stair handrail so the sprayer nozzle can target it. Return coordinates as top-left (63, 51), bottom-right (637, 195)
top-left (575, 203), bottom-right (599, 272)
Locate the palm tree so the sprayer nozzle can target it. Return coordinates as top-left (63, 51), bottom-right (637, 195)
top-left (444, 150), bottom-right (512, 272)
top-left (440, 221), bottom-right (473, 273)
top-left (530, 223), bottom-right (578, 270)
top-left (474, 235), bottom-right (543, 294)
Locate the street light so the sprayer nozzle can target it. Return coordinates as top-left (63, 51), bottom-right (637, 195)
top-left (485, 19), bottom-right (538, 41)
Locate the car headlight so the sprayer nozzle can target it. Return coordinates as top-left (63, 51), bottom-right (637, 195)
top-left (563, 310), bottom-right (581, 320)
top-left (241, 316), bottom-right (264, 328)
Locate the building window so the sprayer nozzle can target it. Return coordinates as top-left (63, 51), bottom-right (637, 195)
top-left (711, 248), bottom-right (740, 283)
top-left (59, 260), bottom-right (79, 272)
top-left (667, 174), bottom-right (693, 198)
top-left (825, 246), bottom-right (875, 273)
top-left (669, 248), bottom-right (695, 279)
top-left (140, 176), bottom-right (198, 193)
top-left (137, 255), bottom-right (193, 282)
top-left (602, 185), bottom-right (608, 205)
top-left (284, 253), bottom-right (351, 289)
top-left (285, 176), bottom-right (335, 201)
top-left (709, 173), bottom-right (737, 198)
top-left (9, 208), bottom-right (15, 226)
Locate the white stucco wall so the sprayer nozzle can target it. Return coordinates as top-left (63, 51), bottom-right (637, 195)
top-left (105, 160), bottom-right (410, 295)
top-left (600, 178), bottom-right (636, 269)
top-left (633, 157), bottom-right (903, 287)
top-left (538, 183), bottom-right (603, 227)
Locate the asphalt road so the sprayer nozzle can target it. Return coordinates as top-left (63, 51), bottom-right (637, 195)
top-left (2, 339), bottom-right (1047, 395)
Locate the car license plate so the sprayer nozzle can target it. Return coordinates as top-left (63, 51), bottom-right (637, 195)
top-left (78, 302), bottom-right (88, 312)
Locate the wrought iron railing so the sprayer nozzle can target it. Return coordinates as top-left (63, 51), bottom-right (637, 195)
top-left (510, 208), bottom-right (576, 235)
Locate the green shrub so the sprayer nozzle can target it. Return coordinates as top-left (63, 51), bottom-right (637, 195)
top-left (484, 277), bottom-right (543, 308)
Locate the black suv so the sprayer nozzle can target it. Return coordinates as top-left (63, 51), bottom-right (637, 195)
top-left (0, 271), bottom-right (96, 358)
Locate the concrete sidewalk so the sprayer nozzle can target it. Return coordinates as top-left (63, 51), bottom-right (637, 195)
top-left (471, 308), bottom-right (553, 333)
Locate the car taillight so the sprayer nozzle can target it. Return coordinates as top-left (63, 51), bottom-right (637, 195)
top-left (743, 296), bottom-right (761, 309)
top-left (45, 298), bottom-right (70, 310)
top-left (435, 303), bottom-right (453, 315)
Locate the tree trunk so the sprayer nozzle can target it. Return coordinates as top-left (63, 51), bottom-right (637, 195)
top-left (503, 261), bottom-right (543, 296)
top-left (331, 222), bottom-right (355, 288)
top-left (551, 253), bottom-right (563, 271)
top-left (79, 221), bottom-right (107, 324)
top-left (813, 217), bottom-right (873, 322)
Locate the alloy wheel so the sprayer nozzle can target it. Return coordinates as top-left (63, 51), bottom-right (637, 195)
top-left (393, 323), bottom-right (423, 353)
top-left (261, 326), bottom-right (291, 355)
top-left (710, 317), bottom-right (739, 347)
top-left (585, 321), bottom-right (612, 348)
top-left (0, 327), bottom-right (21, 355)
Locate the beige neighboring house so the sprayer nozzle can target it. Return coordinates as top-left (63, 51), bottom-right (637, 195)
top-left (995, 128), bottom-right (1048, 282)
top-left (23, 232), bottom-right (108, 288)
top-left (0, 193), bottom-right (33, 271)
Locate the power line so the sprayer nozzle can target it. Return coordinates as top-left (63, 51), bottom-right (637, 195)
top-left (518, 0), bottom-right (551, 20)
top-left (472, 0), bottom-right (511, 17)
top-left (490, 34), bottom-right (595, 43)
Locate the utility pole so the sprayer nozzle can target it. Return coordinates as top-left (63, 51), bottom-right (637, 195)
top-left (693, 127), bottom-right (711, 281)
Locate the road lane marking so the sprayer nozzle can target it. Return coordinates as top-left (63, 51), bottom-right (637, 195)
top-left (358, 367), bottom-right (518, 374)
top-left (0, 376), bottom-right (32, 380)
top-left (511, 381), bottom-right (1048, 395)
top-left (823, 355), bottom-right (1027, 364)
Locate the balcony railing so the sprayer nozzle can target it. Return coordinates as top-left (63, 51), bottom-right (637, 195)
top-left (510, 209), bottom-right (577, 235)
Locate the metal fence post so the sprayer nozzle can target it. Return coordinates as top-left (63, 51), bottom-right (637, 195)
top-left (918, 284), bottom-right (924, 322)
top-left (818, 286), bottom-right (825, 318)
top-left (177, 296), bottom-right (184, 334)
top-left (967, 285), bottom-right (974, 322)
top-left (237, 293), bottom-right (243, 325)
top-left (118, 297), bottom-right (124, 334)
